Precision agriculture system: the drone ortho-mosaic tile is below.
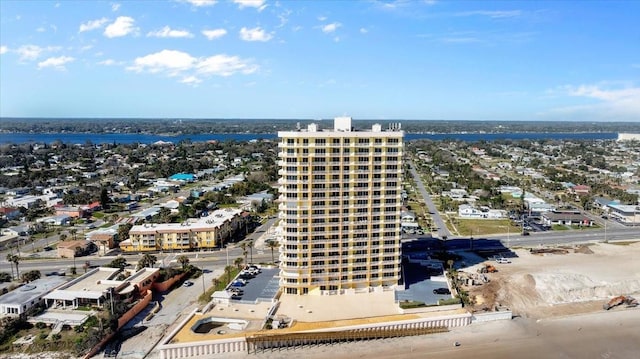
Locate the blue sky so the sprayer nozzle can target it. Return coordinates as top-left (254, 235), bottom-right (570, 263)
top-left (0, 0), bottom-right (638, 121)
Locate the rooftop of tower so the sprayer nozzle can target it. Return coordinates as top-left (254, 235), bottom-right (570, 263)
top-left (283, 116), bottom-right (403, 134)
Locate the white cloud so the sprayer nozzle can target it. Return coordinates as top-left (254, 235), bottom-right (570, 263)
top-left (543, 83), bottom-right (640, 121)
top-left (127, 49), bottom-right (258, 81)
top-left (321, 22), bottom-right (341, 34)
top-left (360, 28), bottom-right (368, 34)
top-left (147, 26), bottom-right (194, 38)
top-left (79, 45), bottom-right (94, 52)
top-left (98, 59), bottom-right (117, 66)
top-left (276, 9), bottom-right (292, 28)
top-left (202, 28), bottom-right (227, 40)
top-left (181, 76), bottom-right (202, 85)
top-left (196, 54), bottom-right (258, 76)
top-left (239, 27), bottom-right (273, 42)
top-left (0, 46), bottom-right (8, 55)
top-left (128, 50), bottom-right (196, 74)
top-left (233, 0), bottom-right (267, 11)
top-left (182, 0), bottom-right (217, 6)
top-left (104, 16), bottom-right (138, 38)
top-left (79, 17), bottom-right (109, 33)
top-left (111, 3), bottom-right (121, 11)
top-left (37, 27), bottom-right (46, 33)
top-left (317, 16), bottom-right (327, 21)
top-left (16, 45), bottom-right (60, 61)
top-left (37, 56), bottom-right (74, 70)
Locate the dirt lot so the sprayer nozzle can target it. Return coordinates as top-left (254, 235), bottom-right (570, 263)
top-left (463, 242), bottom-right (640, 318)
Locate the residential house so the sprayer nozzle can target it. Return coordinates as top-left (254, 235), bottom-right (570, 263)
top-left (57, 240), bottom-right (96, 258)
top-left (55, 205), bottom-right (86, 218)
top-left (400, 211), bottom-right (419, 229)
top-left (0, 277), bottom-right (67, 316)
top-left (43, 267), bottom-right (159, 312)
top-left (86, 226), bottom-right (119, 253)
top-left (458, 204), bottom-right (507, 219)
top-left (0, 207), bottom-right (21, 220)
top-left (36, 215), bottom-right (71, 226)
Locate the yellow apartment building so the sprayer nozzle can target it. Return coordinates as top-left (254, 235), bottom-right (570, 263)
top-left (277, 117), bottom-right (404, 295)
top-left (120, 208), bottom-right (243, 252)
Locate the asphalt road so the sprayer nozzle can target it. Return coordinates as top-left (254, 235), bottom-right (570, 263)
top-left (408, 161), bottom-right (451, 239)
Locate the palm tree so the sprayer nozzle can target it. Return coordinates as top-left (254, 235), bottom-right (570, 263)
top-left (234, 257), bottom-right (244, 270)
top-left (177, 255), bottom-right (189, 270)
top-left (247, 240), bottom-right (254, 264)
top-left (266, 240), bottom-right (279, 263)
top-left (240, 242), bottom-right (248, 266)
top-left (224, 265), bottom-right (234, 285)
top-left (70, 228), bottom-right (78, 241)
top-left (138, 253), bottom-right (158, 269)
top-left (6, 253), bottom-right (18, 280)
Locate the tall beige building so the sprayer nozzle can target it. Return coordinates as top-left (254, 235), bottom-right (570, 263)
top-left (277, 117), bottom-right (404, 295)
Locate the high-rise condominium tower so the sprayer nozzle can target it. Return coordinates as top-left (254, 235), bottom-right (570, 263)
top-left (277, 117), bottom-right (404, 295)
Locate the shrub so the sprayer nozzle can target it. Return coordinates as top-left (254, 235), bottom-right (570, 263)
top-left (35, 322), bottom-right (47, 329)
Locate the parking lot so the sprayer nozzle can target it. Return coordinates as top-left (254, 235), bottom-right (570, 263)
top-left (229, 267), bottom-right (279, 303)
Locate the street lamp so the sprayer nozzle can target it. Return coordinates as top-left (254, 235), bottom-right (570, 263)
top-left (202, 271), bottom-right (206, 296)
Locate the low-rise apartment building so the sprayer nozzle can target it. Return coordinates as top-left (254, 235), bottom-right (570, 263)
top-left (120, 208), bottom-right (244, 252)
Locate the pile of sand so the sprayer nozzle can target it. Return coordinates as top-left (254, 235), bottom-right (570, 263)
top-left (470, 242), bottom-right (640, 318)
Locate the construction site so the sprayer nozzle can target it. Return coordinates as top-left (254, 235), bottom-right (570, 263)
top-left (458, 241), bottom-right (640, 319)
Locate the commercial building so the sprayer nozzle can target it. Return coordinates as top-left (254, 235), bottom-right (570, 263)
top-left (607, 204), bottom-right (640, 225)
top-left (276, 117), bottom-right (404, 295)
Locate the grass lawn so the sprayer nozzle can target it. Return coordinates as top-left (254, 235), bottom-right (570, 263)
top-left (456, 218), bottom-right (519, 237)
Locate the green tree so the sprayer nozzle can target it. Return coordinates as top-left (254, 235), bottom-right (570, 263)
top-left (137, 253), bottom-right (157, 269)
top-left (70, 228), bottom-right (78, 241)
top-left (177, 255), bottom-right (189, 270)
top-left (100, 187), bottom-right (110, 210)
top-left (0, 272), bottom-right (12, 282)
top-left (266, 240), bottom-right (279, 263)
top-left (117, 223), bottom-right (133, 243)
top-left (108, 256), bottom-right (128, 270)
top-left (21, 270), bottom-right (41, 283)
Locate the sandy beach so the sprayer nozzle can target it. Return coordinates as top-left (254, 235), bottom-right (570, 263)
top-left (216, 308), bottom-right (640, 359)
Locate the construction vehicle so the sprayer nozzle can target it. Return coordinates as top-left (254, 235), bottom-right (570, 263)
top-left (478, 264), bottom-right (497, 273)
top-left (603, 295), bottom-right (639, 310)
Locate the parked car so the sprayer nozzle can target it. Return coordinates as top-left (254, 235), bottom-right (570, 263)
top-left (227, 287), bottom-right (244, 295)
top-left (182, 280), bottom-right (194, 287)
top-left (496, 258), bottom-right (512, 264)
top-left (230, 280), bottom-right (245, 287)
top-left (433, 288), bottom-right (451, 295)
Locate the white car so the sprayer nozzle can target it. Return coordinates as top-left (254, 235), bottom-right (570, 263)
top-left (496, 258), bottom-right (511, 264)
